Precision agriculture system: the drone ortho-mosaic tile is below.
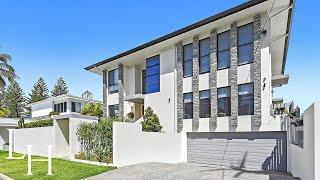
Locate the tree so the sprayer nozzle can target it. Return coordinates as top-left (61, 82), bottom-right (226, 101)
top-left (80, 103), bottom-right (103, 118)
top-left (0, 53), bottom-right (18, 90)
top-left (141, 107), bottom-right (162, 132)
top-left (51, 77), bottom-right (68, 97)
top-left (82, 90), bottom-right (93, 99)
top-left (29, 77), bottom-right (49, 103)
top-left (3, 81), bottom-right (25, 118)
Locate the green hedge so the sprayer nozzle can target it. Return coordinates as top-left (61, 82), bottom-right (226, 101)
top-left (24, 119), bottom-right (53, 128)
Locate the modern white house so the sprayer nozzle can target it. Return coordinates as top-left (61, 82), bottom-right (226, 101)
top-left (85, 0), bottom-right (295, 173)
top-left (26, 94), bottom-right (102, 119)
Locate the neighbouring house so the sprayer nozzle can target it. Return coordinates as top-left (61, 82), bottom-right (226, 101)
top-left (0, 118), bottom-right (19, 150)
top-left (26, 94), bottom-right (102, 120)
top-left (85, 0), bottom-right (295, 172)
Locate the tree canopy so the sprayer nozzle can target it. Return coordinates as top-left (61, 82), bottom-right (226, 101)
top-left (51, 77), bottom-right (68, 97)
top-left (29, 77), bottom-right (49, 103)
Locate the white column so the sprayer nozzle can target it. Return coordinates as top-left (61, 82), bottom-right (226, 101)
top-left (7, 129), bottom-right (13, 159)
top-left (27, 145), bottom-right (32, 175)
top-left (46, 145), bottom-right (53, 175)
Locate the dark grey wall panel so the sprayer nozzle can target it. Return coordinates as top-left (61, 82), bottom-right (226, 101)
top-left (187, 132), bottom-right (287, 172)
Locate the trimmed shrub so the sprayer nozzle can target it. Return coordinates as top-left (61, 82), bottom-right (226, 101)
top-left (24, 119), bottom-right (53, 128)
top-left (76, 117), bottom-right (117, 163)
top-left (80, 103), bottom-right (103, 118)
top-left (49, 111), bottom-right (59, 116)
top-left (141, 107), bottom-right (162, 132)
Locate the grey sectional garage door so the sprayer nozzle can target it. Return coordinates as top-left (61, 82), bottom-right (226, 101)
top-left (187, 132), bottom-right (287, 172)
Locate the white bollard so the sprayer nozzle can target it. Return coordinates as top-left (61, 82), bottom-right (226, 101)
top-left (46, 145), bottom-right (53, 175)
top-left (7, 129), bottom-right (13, 159)
top-left (27, 145), bottom-right (32, 175)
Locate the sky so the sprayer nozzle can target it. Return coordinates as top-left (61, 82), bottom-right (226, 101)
top-left (0, 0), bottom-right (319, 111)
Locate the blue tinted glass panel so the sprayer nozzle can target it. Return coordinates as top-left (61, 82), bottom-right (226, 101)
top-left (200, 55), bottom-right (210, 74)
top-left (146, 56), bottom-right (160, 67)
top-left (238, 23), bottom-right (253, 46)
top-left (200, 38), bottom-right (210, 56)
top-left (218, 31), bottom-right (230, 51)
top-left (238, 43), bottom-right (253, 65)
top-left (200, 90), bottom-right (210, 99)
top-left (183, 44), bottom-right (193, 61)
top-left (146, 84), bottom-right (160, 93)
top-left (146, 65), bottom-right (160, 76)
top-left (183, 93), bottom-right (193, 103)
top-left (218, 50), bottom-right (230, 69)
top-left (145, 74), bottom-right (160, 85)
top-left (183, 61), bottom-right (193, 77)
top-left (218, 87), bottom-right (231, 98)
top-left (239, 83), bottom-right (253, 95)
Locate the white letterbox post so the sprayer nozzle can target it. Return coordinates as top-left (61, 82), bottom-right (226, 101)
top-left (27, 145), bottom-right (32, 175)
top-left (6, 129), bottom-right (13, 159)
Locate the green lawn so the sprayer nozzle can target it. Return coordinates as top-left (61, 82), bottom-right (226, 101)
top-left (0, 151), bottom-right (115, 180)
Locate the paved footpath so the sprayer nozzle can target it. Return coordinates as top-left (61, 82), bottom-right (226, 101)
top-left (87, 162), bottom-right (300, 180)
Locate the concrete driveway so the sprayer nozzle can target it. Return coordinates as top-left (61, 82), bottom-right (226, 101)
top-left (87, 162), bottom-right (299, 180)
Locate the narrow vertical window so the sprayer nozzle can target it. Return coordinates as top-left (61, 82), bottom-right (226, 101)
top-left (183, 44), bottom-right (193, 77)
top-left (199, 90), bottom-right (211, 118)
top-left (109, 104), bottom-right (119, 117)
top-left (238, 23), bottom-right (254, 65)
top-left (238, 83), bottom-right (254, 115)
top-left (218, 87), bottom-right (231, 117)
top-left (108, 68), bottom-right (119, 94)
top-left (145, 55), bottom-right (160, 94)
top-left (183, 93), bottom-right (193, 119)
top-left (217, 31), bottom-right (231, 70)
top-left (199, 38), bottom-right (210, 74)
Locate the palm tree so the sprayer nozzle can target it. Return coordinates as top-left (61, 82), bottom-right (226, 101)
top-left (0, 53), bottom-right (18, 89)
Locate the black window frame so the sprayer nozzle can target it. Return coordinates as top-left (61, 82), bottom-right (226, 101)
top-left (237, 23), bottom-right (254, 66)
top-left (199, 89), bottom-right (211, 118)
top-left (109, 104), bottom-right (119, 118)
top-left (199, 38), bottom-right (210, 74)
top-left (54, 102), bottom-right (67, 113)
top-left (108, 68), bottom-right (119, 94)
top-left (183, 43), bottom-right (193, 78)
top-left (71, 101), bottom-right (82, 113)
top-left (217, 30), bottom-right (231, 70)
top-left (183, 92), bottom-right (193, 119)
top-left (145, 55), bottom-right (160, 94)
top-left (217, 86), bottom-right (231, 117)
top-left (238, 83), bottom-right (254, 116)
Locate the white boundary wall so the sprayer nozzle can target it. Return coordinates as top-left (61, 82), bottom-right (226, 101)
top-left (12, 126), bottom-right (54, 156)
top-left (288, 102), bottom-right (320, 180)
top-left (113, 122), bottom-right (186, 167)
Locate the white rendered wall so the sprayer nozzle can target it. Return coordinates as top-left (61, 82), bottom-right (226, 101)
top-left (12, 127), bottom-right (54, 156)
top-left (0, 127), bottom-right (9, 150)
top-left (288, 102), bottom-right (320, 180)
top-left (31, 101), bottom-right (53, 118)
top-left (144, 48), bottom-right (176, 133)
top-left (113, 122), bottom-right (185, 167)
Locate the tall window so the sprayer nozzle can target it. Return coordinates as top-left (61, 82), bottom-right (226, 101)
top-left (218, 87), bottom-right (231, 117)
top-left (183, 44), bottom-right (193, 77)
top-left (238, 83), bottom-right (254, 115)
top-left (108, 69), bottom-right (119, 94)
top-left (145, 55), bottom-right (160, 94)
top-left (54, 102), bottom-right (67, 113)
top-left (109, 104), bottom-right (119, 117)
top-left (183, 93), bottom-right (193, 119)
top-left (238, 23), bottom-right (254, 65)
top-left (199, 38), bottom-right (210, 74)
top-left (71, 102), bottom-right (82, 113)
top-left (142, 70), bottom-right (146, 94)
top-left (199, 90), bottom-right (210, 118)
top-left (217, 31), bottom-right (231, 70)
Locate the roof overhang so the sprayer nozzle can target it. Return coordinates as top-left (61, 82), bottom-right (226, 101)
top-left (0, 118), bottom-right (19, 127)
top-left (85, 0), bottom-right (294, 76)
top-left (272, 74), bottom-right (289, 87)
top-left (124, 94), bottom-right (145, 104)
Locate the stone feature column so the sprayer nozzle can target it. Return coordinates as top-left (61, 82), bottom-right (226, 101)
top-left (192, 36), bottom-right (200, 132)
top-left (103, 70), bottom-right (108, 117)
top-left (230, 22), bottom-right (238, 126)
top-left (209, 29), bottom-right (218, 130)
top-left (176, 42), bottom-right (184, 133)
top-left (118, 63), bottom-right (124, 120)
top-left (253, 14), bottom-right (262, 126)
